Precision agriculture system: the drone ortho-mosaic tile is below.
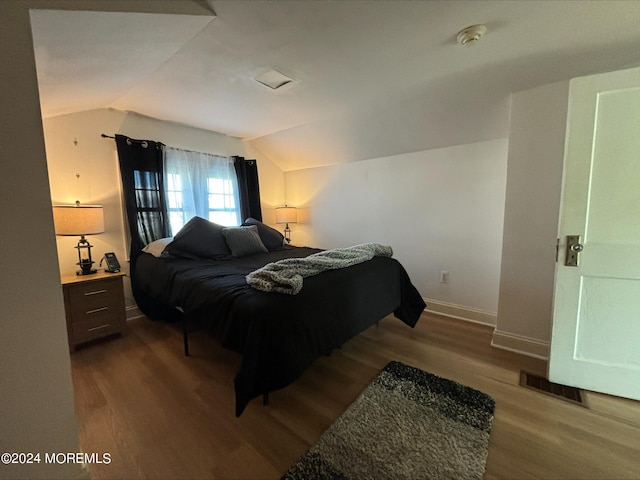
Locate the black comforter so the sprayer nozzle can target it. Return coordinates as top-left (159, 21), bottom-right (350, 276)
top-left (134, 246), bottom-right (425, 415)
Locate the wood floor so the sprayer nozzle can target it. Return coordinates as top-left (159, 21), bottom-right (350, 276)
top-left (70, 312), bottom-right (640, 479)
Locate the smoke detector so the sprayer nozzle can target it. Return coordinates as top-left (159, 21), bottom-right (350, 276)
top-left (457, 25), bottom-right (487, 47)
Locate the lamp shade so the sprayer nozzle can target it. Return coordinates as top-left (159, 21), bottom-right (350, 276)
top-left (275, 206), bottom-right (297, 224)
top-left (52, 204), bottom-right (105, 236)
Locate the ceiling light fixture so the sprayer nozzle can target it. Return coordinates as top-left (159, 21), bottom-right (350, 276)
top-left (457, 24), bottom-right (487, 47)
top-left (255, 69), bottom-right (294, 90)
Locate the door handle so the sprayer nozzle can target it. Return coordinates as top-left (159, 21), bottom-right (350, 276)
top-left (565, 235), bottom-right (583, 266)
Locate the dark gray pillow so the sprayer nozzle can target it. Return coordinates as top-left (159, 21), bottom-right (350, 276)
top-left (242, 217), bottom-right (284, 251)
top-left (222, 225), bottom-right (268, 257)
top-left (166, 216), bottom-right (231, 259)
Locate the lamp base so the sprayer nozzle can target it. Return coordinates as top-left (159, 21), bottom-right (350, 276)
top-left (284, 223), bottom-right (291, 243)
top-left (76, 268), bottom-right (97, 276)
top-left (77, 258), bottom-right (97, 276)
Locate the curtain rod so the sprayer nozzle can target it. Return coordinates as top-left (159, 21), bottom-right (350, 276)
top-left (101, 134), bottom-right (246, 160)
top-left (101, 133), bottom-right (152, 143)
top-left (101, 134), bottom-right (164, 149)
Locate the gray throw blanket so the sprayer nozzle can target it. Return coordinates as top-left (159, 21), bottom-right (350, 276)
top-left (246, 243), bottom-right (393, 295)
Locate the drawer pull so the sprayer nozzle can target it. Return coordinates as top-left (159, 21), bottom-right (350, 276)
top-left (86, 307), bottom-right (109, 315)
top-left (84, 289), bottom-right (107, 296)
top-left (87, 324), bottom-right (111, 332)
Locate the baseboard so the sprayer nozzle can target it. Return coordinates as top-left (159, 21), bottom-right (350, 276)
top-left (424, 298), bottom-right (496, 327)
top-left (491, 329), bottom-right (549, 360)
top-left (126, 304), bottom-right (144, 321)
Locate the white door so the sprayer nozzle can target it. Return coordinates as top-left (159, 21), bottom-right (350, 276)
top-left (549, 66), bottom-right (640, 400)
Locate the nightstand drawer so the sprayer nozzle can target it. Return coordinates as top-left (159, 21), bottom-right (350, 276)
top-left (72, 313), bottom-right (121, 343)
top-left (62, 272), bottom-right (126, 350)
top-left (70, 298), bottom-right (120, 323)
top-left (68, 278), bottom-right (120, 308)
top-left (69, 291), bottom-right (121, 323)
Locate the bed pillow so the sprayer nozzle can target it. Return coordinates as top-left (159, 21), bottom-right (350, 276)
top-left (242, 217), bottom-right (285, 251)
top-left (142, 237), bottom-right (173, 258)
top-left (222, 225), bottom-right (268, 257)
top-left (166, 216), bottom-right (231, 259)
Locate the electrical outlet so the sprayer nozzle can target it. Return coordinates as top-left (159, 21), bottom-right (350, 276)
top-left (440, 270), bottom-right (449, 284)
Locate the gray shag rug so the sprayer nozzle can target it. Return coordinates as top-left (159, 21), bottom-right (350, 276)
top-left (282, 361), bottom-right (495, 480)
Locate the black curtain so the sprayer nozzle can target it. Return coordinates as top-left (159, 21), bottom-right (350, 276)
top-left (115, 134), bottom-right (170, 271)
top-left (234, 156), bottom-right (262, 222)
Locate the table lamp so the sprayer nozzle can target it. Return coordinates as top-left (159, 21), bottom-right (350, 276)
top-left (275, 205), bottom-right (297, 243)
top-left (53, 201), bottom-right (105, 275)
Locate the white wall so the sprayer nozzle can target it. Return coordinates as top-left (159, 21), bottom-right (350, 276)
top-left (44, 109), bottom-right (284, 308)
top-left (0, 3), bottom-right (83, 479)
top-left (285, 139), bottom-right (508, 322)
top-left (494, 81), bottom-right (570, 358)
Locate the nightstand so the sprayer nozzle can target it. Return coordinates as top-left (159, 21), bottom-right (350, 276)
top-left (61, 271), bottom-right (126, 350)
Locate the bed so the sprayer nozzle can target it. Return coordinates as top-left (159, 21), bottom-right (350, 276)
top-left (132, 217), bottom-right (426, 416)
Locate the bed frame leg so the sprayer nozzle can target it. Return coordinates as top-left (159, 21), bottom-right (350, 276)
top-left (263, 392), bottom-right (269, 406)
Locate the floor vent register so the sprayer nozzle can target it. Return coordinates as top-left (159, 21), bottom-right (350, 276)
top-left (519, 371), bottom-right (588, 407)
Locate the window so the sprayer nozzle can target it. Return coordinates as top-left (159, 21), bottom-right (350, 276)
top-left (165, 172), bottom-right (185, 235)
top-left (207, 177), bottom-right (237, 226)
top-left (164, 147), bottom-right (240, 234)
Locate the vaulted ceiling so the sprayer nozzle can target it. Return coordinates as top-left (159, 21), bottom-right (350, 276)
top-left (30, 1), bottom-right (640, 171)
